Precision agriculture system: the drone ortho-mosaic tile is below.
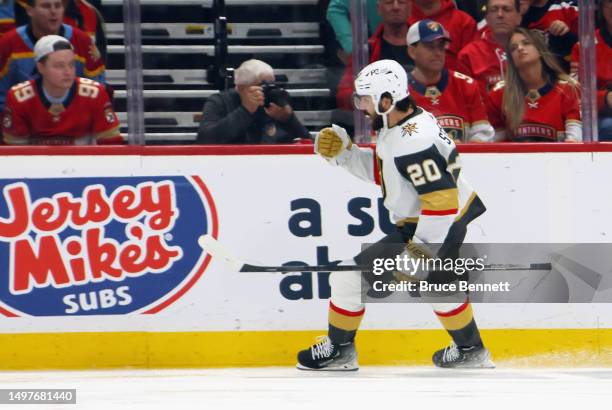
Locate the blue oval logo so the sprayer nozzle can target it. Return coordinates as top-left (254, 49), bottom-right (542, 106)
top-left (0, 176), bottom-right (218, 316)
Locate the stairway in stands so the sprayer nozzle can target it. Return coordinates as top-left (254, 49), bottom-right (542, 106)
top-left (100, 0), bottom-right (333, 144)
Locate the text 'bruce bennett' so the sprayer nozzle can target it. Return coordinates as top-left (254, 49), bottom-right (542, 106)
top-left (373, 280), bottom-right (512, 293)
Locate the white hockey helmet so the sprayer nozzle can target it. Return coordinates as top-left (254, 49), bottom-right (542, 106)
top-left (353, 59), bottom-right (409, 116)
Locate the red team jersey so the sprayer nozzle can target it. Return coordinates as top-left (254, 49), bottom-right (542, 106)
top-left (408, 0), bottom-right (478, 70)
top-left (2, 77), bottom-right (121, 145)
top-left (408, 69), bottom-right (492, 142)
top-left (522, 1), bottom-right (578, 35)
top-left (487, 80), bottom-right (581, 142)
top-left (456, 28), bottom-right (507, 100)
top-left (571, 29), bottom-right (612, 111)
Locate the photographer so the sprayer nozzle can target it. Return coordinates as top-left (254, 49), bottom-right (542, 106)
top-left (197, 59), bottom-right (309, 144)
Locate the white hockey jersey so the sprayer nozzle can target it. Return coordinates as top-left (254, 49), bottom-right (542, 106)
top-left (334, 107), bottom-right (480, 244)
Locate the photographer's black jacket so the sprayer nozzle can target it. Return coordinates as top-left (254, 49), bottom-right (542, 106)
top-left (197, 89), bottom-right (310, 144)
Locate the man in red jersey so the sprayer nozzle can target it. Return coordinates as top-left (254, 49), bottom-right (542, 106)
top-left (457, 0), bottom-right (521, 99)
top-left (15, 0), bottom-right (108, 60)
top-left (408, 0), bottom-right (478, 70)
top-left (407, 19), bottom-right (494, 142)
top-left (2, 35), bottom-right (120, 145)
top-left (0, 0), bottom-right (105, 109)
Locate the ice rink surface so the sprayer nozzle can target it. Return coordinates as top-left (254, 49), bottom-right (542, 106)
top-left (1, 367), bottom-right (611, 410)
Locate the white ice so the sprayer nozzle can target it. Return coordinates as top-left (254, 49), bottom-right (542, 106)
top-left (1, 367), bottom-right (611, 410)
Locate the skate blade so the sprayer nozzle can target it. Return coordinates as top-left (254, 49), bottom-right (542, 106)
top-left (438, 356), bottom-right (496, 369)
top-left (296, 362), bottom-right (359, 371)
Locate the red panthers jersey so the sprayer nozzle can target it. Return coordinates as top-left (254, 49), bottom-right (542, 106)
top-left (2, 77), bottom-right (121, 145)
top-left (487, 80), bottom-right (581, 142)
top-left (522, 1), bottom-right (578, 34)
top-left (408, 0), bottom-right (478, 70)
top-left (456, 28), bottom-right (507, 101)
top-left (409, 69), bottom-right (493, 142)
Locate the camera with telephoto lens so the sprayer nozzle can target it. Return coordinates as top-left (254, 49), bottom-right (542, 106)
top-left (261, 81), bottom-right (290, 108)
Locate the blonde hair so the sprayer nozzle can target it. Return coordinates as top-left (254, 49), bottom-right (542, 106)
top-left (502, 28), bottom-right (578, 130)
top-left (234, 59), bottom-right (274, 86)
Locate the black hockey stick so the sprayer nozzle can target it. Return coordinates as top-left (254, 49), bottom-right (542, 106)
top-left (198, 235), bottom-right (552, 273)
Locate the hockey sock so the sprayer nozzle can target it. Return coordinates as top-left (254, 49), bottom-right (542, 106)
top-left (434, 299), bottom-right (483, 348)
top-left (327, 302), bottom-right (365, 345)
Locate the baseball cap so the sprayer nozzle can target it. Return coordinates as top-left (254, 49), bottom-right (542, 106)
top-left (407, 19), bottom-right (451, 45)
top-left (34, 35), bottom-right (74, 62)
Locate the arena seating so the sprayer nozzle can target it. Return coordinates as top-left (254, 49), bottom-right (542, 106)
top-left (100, 0), bottom-right (333, 144)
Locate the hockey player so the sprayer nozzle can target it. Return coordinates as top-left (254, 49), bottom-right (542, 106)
top-left (297, 59), bottom-right (493, 371)
top-left (2, 35), bottom-right (120, 145)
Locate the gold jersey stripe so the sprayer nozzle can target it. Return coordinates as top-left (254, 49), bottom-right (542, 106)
top-left (419, 188), bottom-right (459, 212)
top-left (0, 52), bottom-right (35, 77)
top-left (84, 64), bottom-right (106, 79)
top-left (435, 303), bottom-right (474, 331)
top-left (328, 307), bottom-right (364, 331)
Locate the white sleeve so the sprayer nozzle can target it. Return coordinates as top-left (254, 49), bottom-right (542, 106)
top-left (467, 121), bottom-right (495, 142)
top-left (332, 145), bottom-right (377, 184)
top-left (564, 121), bottom-right (582, 142)
top-left (414, 214), bottom-right (457, 244)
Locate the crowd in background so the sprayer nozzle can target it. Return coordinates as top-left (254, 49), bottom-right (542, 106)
top-left (0, 0), bottom-right (609, 145)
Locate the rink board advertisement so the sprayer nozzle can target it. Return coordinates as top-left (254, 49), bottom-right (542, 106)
top-left (0, 145), bottom-right (611, 368)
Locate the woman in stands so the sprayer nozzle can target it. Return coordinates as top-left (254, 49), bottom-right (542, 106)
top-left (487, 27), bottom-right (581, 142)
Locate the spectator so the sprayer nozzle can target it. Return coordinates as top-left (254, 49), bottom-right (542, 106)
top-left (457, 0), bottom-right (521, 99)
top-left (571, 0), bottom-right (611, 140)
top-left (0, 0), bottom-right (16, 37)
top-left (455, 0), bottom-right (486, 21)
top-left (326, 0), bottom-right (381, 62)
top-left (197, 59), bottom-right (309, 144)
top-left (408, 0), bottom-right (479, 70)
top-left (476, 0), bottom-right (530, 33)
top-left (0, 0), bottom-right (105, 109)
top-left (2, 35), bottom-right (120, 145)
top-left (407, 19), bottom-right (494, 142)
top-left (62, 0), bottom-right (107, 62)
top-left (487, 28), bottom-right (581, 142)
top-left (336, 0), bottom-right (412, 111)
top-left (519, 0), bottom-right (531, 14)
top-left (13, 1), bottom-right (106, 60)
top-left (521, 0), bottom-right (579, 71)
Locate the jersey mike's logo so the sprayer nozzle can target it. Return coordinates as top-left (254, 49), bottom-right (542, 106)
top-left (0, 176), bottom-right (218, 317)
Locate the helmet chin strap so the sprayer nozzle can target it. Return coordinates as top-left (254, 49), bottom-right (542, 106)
top-left (375, 101), bottom-right (395, 131)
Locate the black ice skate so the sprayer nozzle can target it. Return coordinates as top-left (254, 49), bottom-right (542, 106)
top-left (296, 336), bottom-right (358, 371)
top-left (432, 342), bottom-right (495, 368)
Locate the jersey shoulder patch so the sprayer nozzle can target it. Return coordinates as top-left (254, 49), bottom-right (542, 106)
top-left (9, 80), bottom-right (36, 103)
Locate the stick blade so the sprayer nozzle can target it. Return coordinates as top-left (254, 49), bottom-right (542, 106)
top-left (198, 235), bottom-right (244, 272)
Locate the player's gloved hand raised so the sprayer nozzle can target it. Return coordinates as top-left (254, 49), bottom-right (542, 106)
top-left (314, 124), bottom-right (352, 159)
